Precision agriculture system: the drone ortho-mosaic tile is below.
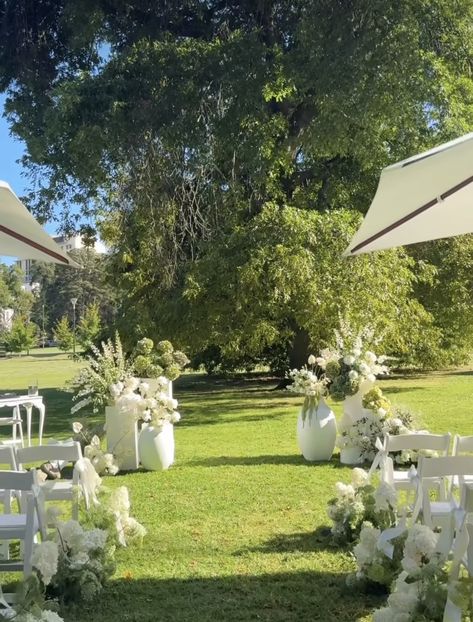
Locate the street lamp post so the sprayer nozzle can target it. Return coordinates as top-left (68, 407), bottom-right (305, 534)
top-left (70, 298), bottom-right (78, 359)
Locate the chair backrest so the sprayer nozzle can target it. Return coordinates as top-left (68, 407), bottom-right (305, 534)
top-left (385, 432), bottom-right (451, 454)
top-left (418, 455), bottom-right (473, 480)
top-left (453, 435), bottom-right (473, 455)
top-left (0, 469), bottom-right (37, 492)
top-left (0, 445), bottom-right (18, 470)
top-left (16, 442), bottom-right (82, 468)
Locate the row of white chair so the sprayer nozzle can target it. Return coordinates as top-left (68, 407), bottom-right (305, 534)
top-left (0, 441), bottom-right (86, 579)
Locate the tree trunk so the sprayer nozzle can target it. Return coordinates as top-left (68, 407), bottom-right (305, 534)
top-left (274, 328), bottom-right (311, 389)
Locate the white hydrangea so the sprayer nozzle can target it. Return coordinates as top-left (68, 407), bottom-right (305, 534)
top-left (353, 523), bottom-right (380, 567)
top-left (374, 481), bottom-right (397, 512)
top-left (401, 524), bottom-right (438, 574)
top-left (82, 528), bottom-right (108, 552)
top-left (335, 482), bottom-right (355, 499)
top-left (56, 520), bottom-right (85, 553)
top-left (32, 541), bottom-right (59, 586)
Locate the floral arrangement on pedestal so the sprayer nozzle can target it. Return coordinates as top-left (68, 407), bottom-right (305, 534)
top-left (69, 333), bottom-right (186, 471)
top-left (287, 356), bottom-right (328, 422)
top-left (315, 329), bottom-right (389, 402)
top-left (132, 338), bottom-right (189, 382)
top-left (70, 333), bottom-right (188, 416)
top-left (287, 356), bottom-right (337, 461)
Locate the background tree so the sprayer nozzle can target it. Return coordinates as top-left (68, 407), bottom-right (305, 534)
top-left (53, 316), bottom-right (74, 353)
top-left (2, 1), bottom-right (473, 368)
top-left (77, 302), bottom-right (101, 349)
top-left (6, 317), bottom-right (37, 355)
top-left (30, 248), bottom-right (117, 339)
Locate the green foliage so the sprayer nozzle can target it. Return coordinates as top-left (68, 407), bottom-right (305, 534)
top-left (53, 316), bottom-right (73, 352)
top-left (2, 2), bottom-right (473, 369)
top-left (6, 316), bottom-right (38, 355)
top-left (70, 332), bottom-right (133, 415)
top-left (77, 302), bottom-right (102, 349)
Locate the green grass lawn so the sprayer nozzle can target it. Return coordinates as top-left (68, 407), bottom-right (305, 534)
top-left (0, 352), bottom-right (472, 621)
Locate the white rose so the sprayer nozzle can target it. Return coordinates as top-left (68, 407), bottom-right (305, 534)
top-left (348, 370), bottom-right (359, 381)
top-left (343, 355), bottom-right (355, 366)
top-left (72, 421), bottom-right (83, 434)
top-left (353, 348), bottom-right (361, 357)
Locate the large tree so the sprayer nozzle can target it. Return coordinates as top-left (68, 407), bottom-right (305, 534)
top-left (2, 1), bottom-right (473, 366)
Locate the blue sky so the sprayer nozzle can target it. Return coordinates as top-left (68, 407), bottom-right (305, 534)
top-left (0, 93), bottom-right (26, 196)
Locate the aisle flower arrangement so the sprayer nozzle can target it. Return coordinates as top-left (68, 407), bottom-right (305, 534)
top-left (326, 468), bottom-right (397, 544)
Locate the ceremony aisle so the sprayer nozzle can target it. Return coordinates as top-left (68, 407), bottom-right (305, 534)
top-left (0, 352), bottom-right (471, 622)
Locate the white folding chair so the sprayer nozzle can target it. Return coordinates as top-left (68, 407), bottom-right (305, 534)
top-left (415, 456), bottom-right (473, 530)
top-left (381, 433), bottom-right (451, 495)
top-left (452, 435), bottom-right (473, 487)
top-left (0, 470), bottom-right (46, 577)
top-left (16, 442), bottom-right (83, 520)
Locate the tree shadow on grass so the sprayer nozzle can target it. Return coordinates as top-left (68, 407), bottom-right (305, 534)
top-left (71, 572), bottom-right (383, 622)
top-left (184, 454), bottom-right (352, 468)
top-left (235, 526), bottom-right (340, 556)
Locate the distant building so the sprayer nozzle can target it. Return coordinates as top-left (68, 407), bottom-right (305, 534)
top-left (17, 234), bottom-right (106, 291)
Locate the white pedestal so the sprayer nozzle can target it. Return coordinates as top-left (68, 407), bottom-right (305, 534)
top-left (105, 405), bottom-right (139, 471)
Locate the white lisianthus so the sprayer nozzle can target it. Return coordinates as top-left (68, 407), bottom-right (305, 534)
top-left (124, 377), bottom-right (139, 391)
top-left (307, 354), bottom-right (316, 365)
top-left (343, 354), bottom-right (355, 366)
top-left (72, 421), bottom-right (83, 434)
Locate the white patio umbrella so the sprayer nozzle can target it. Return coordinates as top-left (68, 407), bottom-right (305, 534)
top-left (0, 180), bottom-right (76, 265)
top-left (345, 132), bottom-right (473, 256)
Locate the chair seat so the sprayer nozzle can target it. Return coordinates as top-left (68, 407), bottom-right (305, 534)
top-left (0, 513), bottom-right (39, 538)
top-left (41, 480), bottom-right (74, 499)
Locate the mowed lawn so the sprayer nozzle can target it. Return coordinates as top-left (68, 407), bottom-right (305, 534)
top-left (0, 350), bottom-right (472, 622)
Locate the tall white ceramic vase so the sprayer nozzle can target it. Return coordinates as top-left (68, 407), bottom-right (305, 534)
top-left (105, 405), bottom-right (140, 471)
top-left (296, 397), bottom-right (337, 461)
top-left (138, 422), bottom-right (175, 471)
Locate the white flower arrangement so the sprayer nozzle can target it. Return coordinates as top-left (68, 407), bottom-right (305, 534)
top-left (327, 468), bottom-right (397, 544)
top-left (109, 377), bottom-right (181, 428)
top-left (287, 356), bottom-right (328, 422)
top-left (316, 327), bottom-right (388, 401)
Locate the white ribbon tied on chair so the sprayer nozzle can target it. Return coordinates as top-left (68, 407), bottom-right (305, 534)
top-left (408, 466), bottom-right (423, 524)
top-left (377, 516), bottom-right (407, 559)
top-left (368, 437), bottom-right (388, 480)
top-left (73, 457), bottom-right (101, 508)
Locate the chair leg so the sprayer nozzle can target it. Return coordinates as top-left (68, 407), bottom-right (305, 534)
top-left (23, 532), bottom-right (34, 578)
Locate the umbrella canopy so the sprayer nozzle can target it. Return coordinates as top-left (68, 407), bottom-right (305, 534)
top-left (345, 132), bottom-right (473, 255)
top-left (0, 180), bottom-right (76, 265)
